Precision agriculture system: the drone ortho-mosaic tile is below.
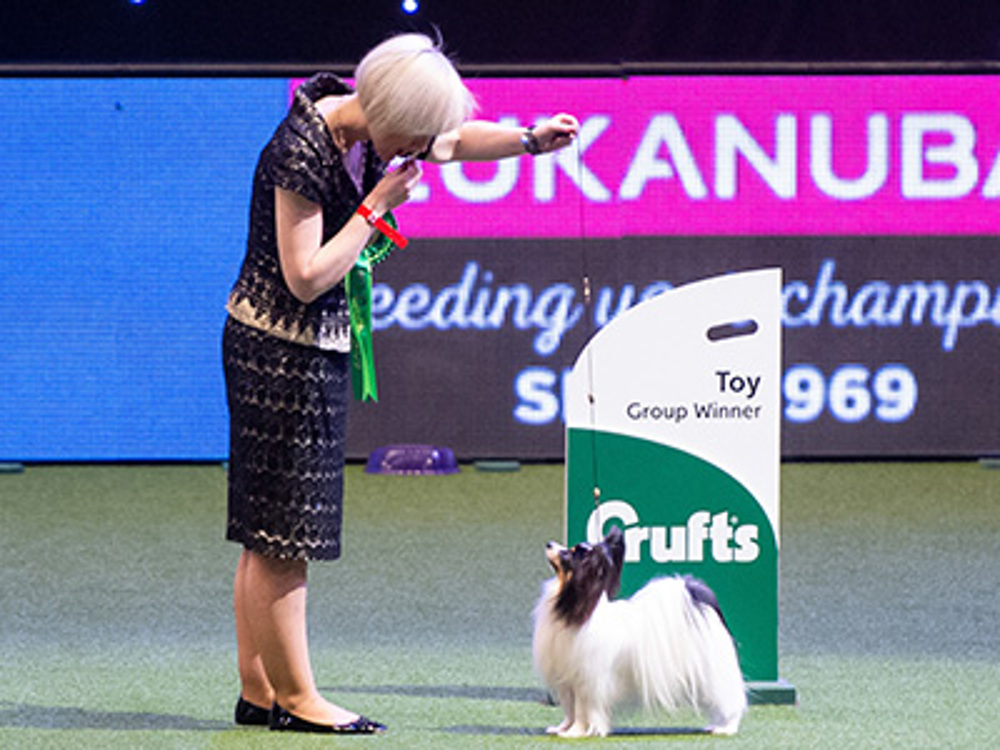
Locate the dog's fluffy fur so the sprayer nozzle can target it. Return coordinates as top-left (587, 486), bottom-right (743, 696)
top-left (532, 527), bottom-right (747, 737)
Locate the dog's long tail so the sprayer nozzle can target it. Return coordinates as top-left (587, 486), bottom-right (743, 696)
top-left (626, 577), bottom-right (746, 725)
top-left (683, 575), bottom-right (732, 633)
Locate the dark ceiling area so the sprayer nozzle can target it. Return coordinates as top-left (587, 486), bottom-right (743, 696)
top-left (3, 1), bottom-right (1000, 71)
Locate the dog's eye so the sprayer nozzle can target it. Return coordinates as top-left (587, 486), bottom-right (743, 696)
top-left (574, 543), bottom-right (592, 558)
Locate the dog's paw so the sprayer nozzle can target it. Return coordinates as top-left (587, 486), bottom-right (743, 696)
top-left (707, 718), bottom-right (741, 736)
top-left (557, 723), bottom-right (590, 738)
top-left (558, 722), bottom-right (608, 738)
top-left (546, 717), bottom-right (572, 735)
top-left (591, 722), bottom-right (611, 737)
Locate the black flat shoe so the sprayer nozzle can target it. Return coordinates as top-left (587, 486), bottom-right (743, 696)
top-left (269, 703), bottom-right (387, 734)
top-left (234, 696), bottom-right (271, 726)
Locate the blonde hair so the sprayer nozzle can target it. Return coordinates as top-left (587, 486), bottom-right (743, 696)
top-left (355, 33), bottom-right (476, 139)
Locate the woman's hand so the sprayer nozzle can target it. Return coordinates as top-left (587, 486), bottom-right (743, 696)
top-left (531, 113), bottom-right (580, 153)
top-left (275, 158), bottom-right (423, 303)
top-left (364, 159), bottom-right (424, 215)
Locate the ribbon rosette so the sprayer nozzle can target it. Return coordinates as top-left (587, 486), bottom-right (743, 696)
top-left (345, 210), bottom-right (406, 402)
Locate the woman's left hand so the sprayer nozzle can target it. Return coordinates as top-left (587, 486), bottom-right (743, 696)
top-left (533, 113), bottom-right (580, 153)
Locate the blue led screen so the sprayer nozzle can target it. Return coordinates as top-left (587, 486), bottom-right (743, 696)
top-left (0, 79), bottom-right (288, 460)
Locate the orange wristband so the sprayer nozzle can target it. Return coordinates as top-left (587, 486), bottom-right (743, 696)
top-left (356, 204), bottom-right (409, 250)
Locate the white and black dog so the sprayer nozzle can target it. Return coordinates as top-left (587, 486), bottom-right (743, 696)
top-left (532, 527), bottom-right (746, 737)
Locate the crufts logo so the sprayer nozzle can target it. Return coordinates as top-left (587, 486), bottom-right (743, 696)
top-left (586, 500), bottom-right (760, 564)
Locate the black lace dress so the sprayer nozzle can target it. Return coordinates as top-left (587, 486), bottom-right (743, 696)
top-left (223, 74), bottom-right (384, 561)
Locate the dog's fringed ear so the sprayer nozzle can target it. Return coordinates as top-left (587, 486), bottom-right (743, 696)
top-left (555, 548), bottom-right (610, 627)
top-left (604, 526), bottom-right (625, 565)
top-left (601, 526), bottom-right (626, 598)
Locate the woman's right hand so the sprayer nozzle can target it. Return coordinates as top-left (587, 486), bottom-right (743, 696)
top-left (366, 159), bottom-right (423, 214)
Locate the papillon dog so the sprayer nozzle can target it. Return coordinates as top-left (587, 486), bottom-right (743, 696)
top-left (532, 526), bottom-right (747, 737)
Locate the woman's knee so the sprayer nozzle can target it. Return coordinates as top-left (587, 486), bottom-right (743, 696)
top-left (247, 549), bottom-right (308, 584)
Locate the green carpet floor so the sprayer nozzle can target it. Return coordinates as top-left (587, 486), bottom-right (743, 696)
top-left (1, 462), bottom-right (997, 748)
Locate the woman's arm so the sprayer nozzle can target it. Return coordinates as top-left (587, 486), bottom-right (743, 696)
top-left (276, 160), bottom-right (423, 303)
top-left (428, 113), bottom-right (579, 163)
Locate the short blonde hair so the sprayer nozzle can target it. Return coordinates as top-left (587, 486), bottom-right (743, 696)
top-left (355, 33), bottom-right (476, 139)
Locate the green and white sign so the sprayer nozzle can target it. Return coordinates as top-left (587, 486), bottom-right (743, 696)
top-left (565, 269), bottom-right (792, 696)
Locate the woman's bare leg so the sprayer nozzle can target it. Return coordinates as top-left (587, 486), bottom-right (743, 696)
top-left (241, 549), bottom-right (359, 725)
top-left (234, 548), bottom-right (275, 708)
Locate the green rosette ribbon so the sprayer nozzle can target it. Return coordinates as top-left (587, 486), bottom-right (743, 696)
top-left (345, 210), bottom-right (403, 402)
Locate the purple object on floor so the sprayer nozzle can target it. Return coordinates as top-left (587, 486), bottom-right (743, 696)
top-left (365, 444), bottom-right (459, 475)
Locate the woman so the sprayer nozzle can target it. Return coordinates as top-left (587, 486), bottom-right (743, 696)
top-left (223, 33), bottom-right (578, 734)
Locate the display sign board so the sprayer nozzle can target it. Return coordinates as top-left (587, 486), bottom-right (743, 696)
top-left (564, 269), bottom-right (783, 685)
